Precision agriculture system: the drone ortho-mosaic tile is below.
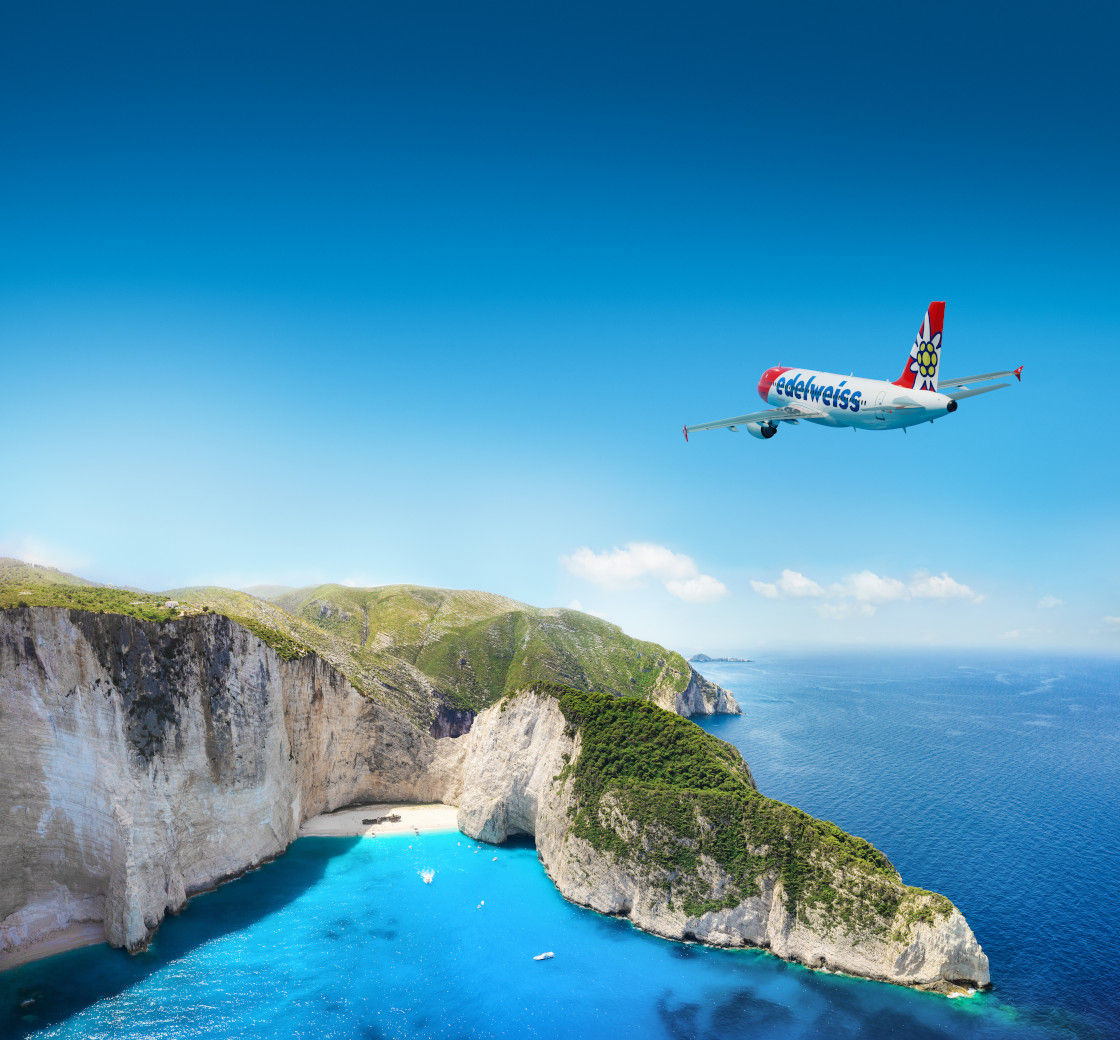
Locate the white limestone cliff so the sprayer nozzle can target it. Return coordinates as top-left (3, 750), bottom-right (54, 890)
top-left (0, 607), bottom-right (986, 994)
top-left (0, 607), bottom-right (461, 962)
top-left (456, 690), bottom-right (990, 994)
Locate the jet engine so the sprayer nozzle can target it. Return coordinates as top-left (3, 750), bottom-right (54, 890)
top-left (745, 421), bottom-right (778, 440)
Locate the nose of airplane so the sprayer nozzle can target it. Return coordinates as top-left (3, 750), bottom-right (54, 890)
top-left (757, 366), bottom-right (785, 401)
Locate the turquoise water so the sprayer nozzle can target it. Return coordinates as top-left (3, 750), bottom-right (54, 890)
top-left (2, 653), bottom-right (1117, 1039)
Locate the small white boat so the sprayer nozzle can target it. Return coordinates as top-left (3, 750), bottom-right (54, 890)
top-left (533, 951), bottom-right (554, 961)
top-left (420, 869), bottom-right (435, 884)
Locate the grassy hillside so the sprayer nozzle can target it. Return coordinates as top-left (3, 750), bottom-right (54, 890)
top-left (549, 684), bottom-right (952, 934)
top-left (164, 584), bottom-right (443, 720)
top-left (0, 558), bottom-right (178, 623)
top-left (258, 583), bottom-right (694, 712)
top-left (0, 560), bottom-right (698, 728)
top-left (0, 559), bottom-right (93, 588)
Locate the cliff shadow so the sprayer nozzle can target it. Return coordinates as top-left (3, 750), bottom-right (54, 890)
top-left (0, 836), bottom-right (361, 1039)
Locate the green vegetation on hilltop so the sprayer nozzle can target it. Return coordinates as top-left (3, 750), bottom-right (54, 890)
top-left (264, 584), bottom-right (694, 714)
top-left (0, 560), bottom-right (707, 729)
top-left (0, 559), bottom-right (94, 588)
top-left (167, 584), bottom-right (464, 717)
top-left (226, 616), bottom-right (313, 661)
top-left (162, 586), bottom-right (319, 662)
top-left (0, 585), bottom-right (177, 624)
top-left (0, 561), bottom-right (179, 623)
top-left (546, 684), bottom-right (950, 933)
top-left (0, 564), bottom-right (316, 661)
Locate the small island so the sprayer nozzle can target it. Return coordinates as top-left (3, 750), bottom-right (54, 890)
top-left (689, 653), bottom-right (752, 664)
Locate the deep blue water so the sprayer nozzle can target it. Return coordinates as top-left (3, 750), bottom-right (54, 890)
top-left (699, 654), bottom-right (1120, 1040)
top-left (2, 653), bottom-right (1117, 1040)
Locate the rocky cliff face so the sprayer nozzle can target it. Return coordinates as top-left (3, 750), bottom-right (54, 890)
top-left (0, 607), bottom-right (460, 962)
top-left (0, 606), bottom-right (984, 995)
top-left (456, 690), bottom-right (990, 994)
top-left (672, 668), bottom-right (739, 716)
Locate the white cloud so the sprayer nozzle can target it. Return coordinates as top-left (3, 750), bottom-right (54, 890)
top-left (1103, 616), bottom-right (1120, 628)
top-left (1037, 595), bottom-right (1064, 610)
top-left (1001, 629), bottom-right (1022, 640)
top-left (750, 569), bottom-right (824, 599)
top-left (666, 574), bottom-right (729, 603)
top-left (567, 599), bottom-right (583, 611)
top-left (908, 571), bottom-right (984, 602)
top-left (778, 570), bottom-right (826, 598)
top-left (749, 567), bottom-right (982, 616)
top-left (562, 542), bottom-right (729, 603)
top-left (563, 543), bottom-right (692, 589)
top-left (841, 570), bottom-right (909, 603)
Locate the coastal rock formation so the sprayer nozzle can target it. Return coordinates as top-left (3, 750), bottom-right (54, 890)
top-left (0, 558), bottom-right (739, 734)
top-left (0, 603), bottom-right (985, 995)
top-left (673, 668), bottom-right (739, 716)
top-left (0, 607), bottom-right (460, 961)
top-left (456, 689), bottom-right (990, 994)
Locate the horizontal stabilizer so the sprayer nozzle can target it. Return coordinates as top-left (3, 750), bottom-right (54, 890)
top-left (945, 382), bottom-right (1009, 401)
top-left (938, 367), bottom-right (1023, 390)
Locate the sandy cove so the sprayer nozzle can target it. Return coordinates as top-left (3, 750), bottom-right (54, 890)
top-left (298, 803), bottom-right (460, 838)
top-left (0, 804), bottom-right (460, 972)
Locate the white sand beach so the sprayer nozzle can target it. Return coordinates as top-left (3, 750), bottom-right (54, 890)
top-left (0, 804), bottom-right (461, 971)
top-left (0, 920), bottom-right (106, 972)
top-left (298, 803), bottom-right (460, 838)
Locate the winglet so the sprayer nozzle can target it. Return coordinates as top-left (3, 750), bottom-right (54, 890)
top-left (1014, 365), bottom-right (1024, 382)
top-left (682, 425), bottom-right (689, 443)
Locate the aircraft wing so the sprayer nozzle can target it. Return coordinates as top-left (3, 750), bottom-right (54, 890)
top-left (683, 404), bottom-right (822, 439)
top-left (938, 366), bottom-right (1023, 390)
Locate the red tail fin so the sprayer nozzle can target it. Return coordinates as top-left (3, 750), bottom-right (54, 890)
top-left (894, 302), bottom-right (945, 390)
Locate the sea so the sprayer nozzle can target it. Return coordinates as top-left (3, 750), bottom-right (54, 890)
top-left (2, 652), bottom-right (1117, 1040)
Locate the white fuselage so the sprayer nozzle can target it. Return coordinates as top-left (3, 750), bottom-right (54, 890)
top-left (762, 368), bottom-right (955, 430)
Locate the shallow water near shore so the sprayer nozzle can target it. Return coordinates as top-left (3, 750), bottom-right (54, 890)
top-left (2, 652), bottom-right (1117, 1040)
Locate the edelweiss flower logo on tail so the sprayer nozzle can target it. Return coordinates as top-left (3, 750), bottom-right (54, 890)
top-left (893, 302), bottom-right (945, 390)
top-left (908, 331), bottom-right (942, 391)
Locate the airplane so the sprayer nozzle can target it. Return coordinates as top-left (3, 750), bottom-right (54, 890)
top-left (683, 302), bottom-right (1022, 441)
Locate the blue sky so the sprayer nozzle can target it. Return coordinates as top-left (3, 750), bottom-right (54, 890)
top-left (3, 0), bottom-right (1118, 652)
